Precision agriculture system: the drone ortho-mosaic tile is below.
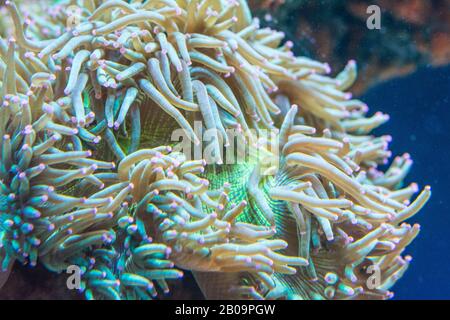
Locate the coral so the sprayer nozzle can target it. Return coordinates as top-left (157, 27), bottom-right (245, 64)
top-left (250, 0), bottom-right (450, 94)
top-left (0, 0), bottom-right (430, 300)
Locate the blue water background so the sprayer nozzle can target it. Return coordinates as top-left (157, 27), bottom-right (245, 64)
top-left (362, 65), bottom-right (450, 299)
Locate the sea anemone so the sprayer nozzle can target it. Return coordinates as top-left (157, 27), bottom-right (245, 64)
top-left (0, 0), bottom-right (430, 300)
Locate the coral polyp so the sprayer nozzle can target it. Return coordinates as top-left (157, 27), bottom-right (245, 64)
top-left (0, 0), bottom-right (430, 300)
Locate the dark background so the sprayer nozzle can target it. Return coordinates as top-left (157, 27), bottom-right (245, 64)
top-left (362, 65), bottom-right (450, 299)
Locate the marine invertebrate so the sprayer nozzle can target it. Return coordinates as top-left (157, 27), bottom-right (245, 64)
top-left (0, 0), bottom-right (430, 300)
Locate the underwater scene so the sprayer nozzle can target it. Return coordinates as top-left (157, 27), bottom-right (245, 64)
top-left (0, 0), bottom-right (449, 301)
